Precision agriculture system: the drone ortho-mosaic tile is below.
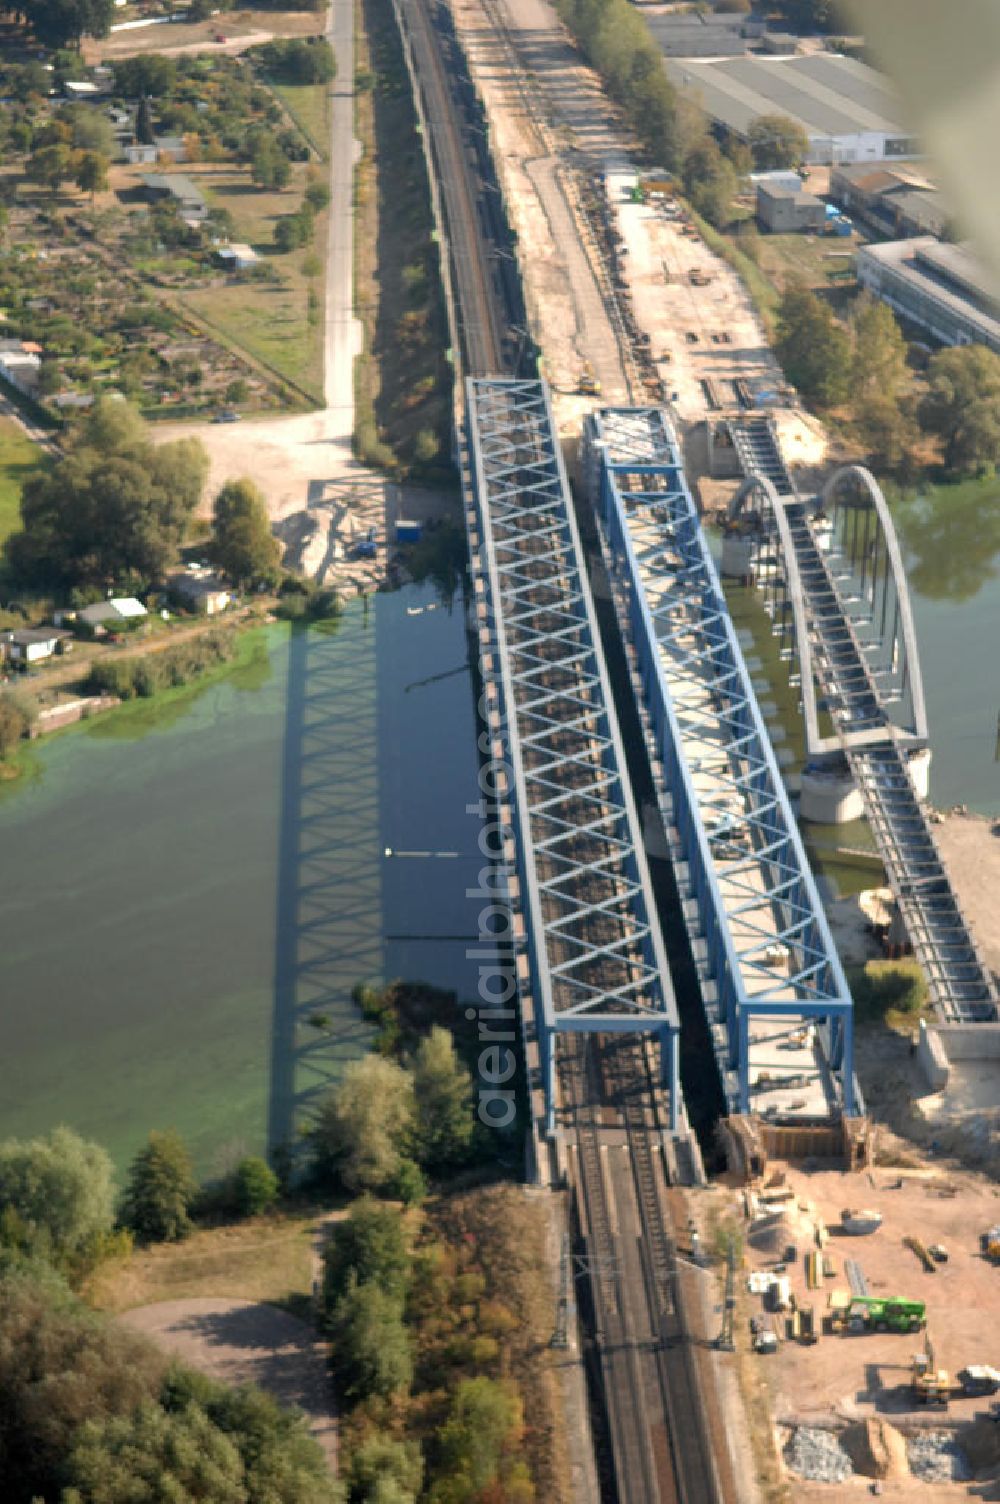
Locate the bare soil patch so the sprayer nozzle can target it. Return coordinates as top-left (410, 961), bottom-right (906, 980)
top-left (120, 1297), bottom-right (337, 1473)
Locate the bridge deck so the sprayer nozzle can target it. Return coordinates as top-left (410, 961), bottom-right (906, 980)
top-left (588, 407), bottom-right (858, 1121)
top-left (731, 417), bottom-right (997, 1024)
top-left (465, 378), bottom-right (682, 1127)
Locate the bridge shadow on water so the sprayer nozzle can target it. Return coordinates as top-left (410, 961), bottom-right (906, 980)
top-left (267, 588), bottom-right (486, 1159)
top-left (268, 611), bottom-right (382, 1156)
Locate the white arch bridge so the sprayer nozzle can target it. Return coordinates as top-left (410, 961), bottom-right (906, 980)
top-left (723, 416), bottom-right (997, 1025)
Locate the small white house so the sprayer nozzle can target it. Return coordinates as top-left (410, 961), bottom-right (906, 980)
top-left (168, 569), bottom-right (231, 615)
top-left (5, 628), bottom-right (72, 664)
top-left (58, 597), bottom-right (148, 634)
top-left (217, 243), bottom-right (259, 272)
top-left (125, 142), bottom-right (158, 165)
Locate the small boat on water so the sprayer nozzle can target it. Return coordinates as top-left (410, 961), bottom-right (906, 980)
top-left (407, 606), bottom-right (424, 616)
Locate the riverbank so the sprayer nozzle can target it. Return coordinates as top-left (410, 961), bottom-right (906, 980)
top-left (0, 612), bottom-right (281, 788)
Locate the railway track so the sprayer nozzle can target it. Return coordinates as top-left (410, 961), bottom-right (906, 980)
top-left (401, 12), bottom-right (731, 1500)
top-left (402, 0), bottom-right (510, 376)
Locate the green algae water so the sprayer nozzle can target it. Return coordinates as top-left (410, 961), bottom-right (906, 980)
top-left (0, 587), bottom-right (484, 1173)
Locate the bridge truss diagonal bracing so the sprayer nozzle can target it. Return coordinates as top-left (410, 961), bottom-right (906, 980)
top-left (465, 378), bottom-right (681, 1132)
top-left (587, 406), bottom-right (859, 1122)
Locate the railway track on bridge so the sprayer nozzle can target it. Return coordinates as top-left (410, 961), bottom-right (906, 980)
top-left (401, 10), bottom-right (733, 1499)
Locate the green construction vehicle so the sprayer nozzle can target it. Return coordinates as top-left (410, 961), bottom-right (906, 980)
top-left (828, 1294), bottom-right (926, 1335)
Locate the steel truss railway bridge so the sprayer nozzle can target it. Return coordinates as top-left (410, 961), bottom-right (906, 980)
top-left (724, 416), bottom-right (997, 1025)
top-left (585, 407), bottom-right (859, 1122)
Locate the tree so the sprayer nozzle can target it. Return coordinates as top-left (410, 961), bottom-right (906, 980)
top-left (322, 1197), bottom-right (410, 1314)
top-left (304, 179), bottom-right (330, 213)
top-left (5, 402), bottom-right (207, 590)
top-left (120, 1129), bottom-right (198, 1243)
top-left (135, 96), bottom-right (155, 146)
top-left (348, 1436), bottom-right (423, 1504)
top-left (250, 136), bottom-right (291, 191)
top-left (259, 38), bottom-right (336, 85)
top-left (747, 113), bottom-right (810, 170)
top-left (0, 1268), bottom-right (167, 1504)
top-left (25, 143), bottom-right (72, 193)
top-left (62, 105), bottom-right (115, 157)
top-left (919, 343), bottom-right (1000, 475)
top-left (774, 283), bottom-right (852, 406)
top-left (311, 1055), bottom-right (414, 1192)
top-left (431, 1378), bottom-right (526, 1499)
top-left (274, 210), bottom-right (313, 252)
top-left (410, 1027), bottom-right (473, 1173)
top-left (20, 0), bottom-right (114, 47)
top-left (75, 150), bottom-right (110, 201)
top-left (329, 1279), bottom-right (412, 1401)
top-left (230, 1156), bottom-right (279, 1217)
top-left (112, 54), bottom-right (178, 98)
top-left (62, 1401), bottom-right (247, 1504)
top-left (0, 1127), bottom-right (116, 1260)
top-left (850, 293), bottom-right (908, 404)
top-left (211, 478), bottom-right (280, 587)
top-left (682, 139), bottom-right (737, 228)
top-left (854, 395), bottom-right (918, 476)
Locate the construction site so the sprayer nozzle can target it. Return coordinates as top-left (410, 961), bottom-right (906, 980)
top-left (391, 0), bottom-right (1000, 1495)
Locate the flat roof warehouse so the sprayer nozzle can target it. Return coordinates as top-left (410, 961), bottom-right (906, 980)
top-left (663, 53), bottom-right (918, 162)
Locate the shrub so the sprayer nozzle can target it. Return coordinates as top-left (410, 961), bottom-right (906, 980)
top-left (120, 1130), bottom-right (198, 1244)
top-left (850, 959), bottom-right (928, 1024)
top-left (230, 1157), bottom-right (279, 1217)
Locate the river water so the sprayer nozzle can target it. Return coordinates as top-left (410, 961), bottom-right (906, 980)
top-left (891, 478), bottom-right (1000, 816)
top-left (0, 586), bottom-right (485, 1172)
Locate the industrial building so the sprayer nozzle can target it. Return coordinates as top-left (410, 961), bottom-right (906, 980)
top-left (756, 181), bottom-right (825, 233)
top-left (663, 53), bottom-right (918, 165)
top-left (855, 238), bottom-right (1000, 354)
top-left (829, 163), bottom-right (950, 239)
top-left (643, 9), bottom-right (764, 58)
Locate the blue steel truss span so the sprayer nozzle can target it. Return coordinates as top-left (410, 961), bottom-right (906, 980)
top-left (727, 417), bottom-right (997, 1024)
top-left (464, 377), bottom-right (682, 1131)
top-left (586, 406), bottom-right (859, 1121)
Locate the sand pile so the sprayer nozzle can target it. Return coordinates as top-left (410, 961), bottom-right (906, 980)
top-left (840, 1419), bottom-right (910, 1480)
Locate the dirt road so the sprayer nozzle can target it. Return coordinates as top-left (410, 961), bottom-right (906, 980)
top-left (121, 1298), bottom-right (337, 1474)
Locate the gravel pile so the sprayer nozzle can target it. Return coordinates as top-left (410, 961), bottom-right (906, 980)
top-left (785, 1427), bottom-right (854, 1483)
top-left (907, 1432), bottom-right (973, 1483)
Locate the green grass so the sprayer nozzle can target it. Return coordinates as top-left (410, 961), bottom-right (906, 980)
top-left (0, 417), bottom-right (46, 550)
top-left (270, 80), bottom-right (331, 160)
top-left (85, 1212), bottom-right (317, 1315)
top-left (755, 230), bottom-right (857, 295)
top-left (183, 167), bottom-right (327, 401)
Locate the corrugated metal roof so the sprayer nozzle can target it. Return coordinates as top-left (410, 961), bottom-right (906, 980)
top-left (665, 53), bottom-right (910, 141)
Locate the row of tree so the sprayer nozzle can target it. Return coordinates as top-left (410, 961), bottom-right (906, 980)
top-left (0, 1123), bottom-right (278, 1261)
top-left (775, 286), bottom-right (1000, 476)
top-left (321, 1195), bottom-right (533, 1501)
top-left (558, 0), bottom-right (815, 229)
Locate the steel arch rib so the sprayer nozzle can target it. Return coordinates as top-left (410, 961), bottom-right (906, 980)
top-left (821, 463), bottom-right (928, 743)
top-left (733, 473), bottom-right (825, 758)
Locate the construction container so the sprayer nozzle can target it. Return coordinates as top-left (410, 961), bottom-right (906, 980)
top-left (395, 520), bottom-right (423, 545)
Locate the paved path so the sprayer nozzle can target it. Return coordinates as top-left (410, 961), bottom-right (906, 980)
top-left (324, 0), bottom-right (365, 447)
top-left (120, 1298), bottom-right (337, 1475)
